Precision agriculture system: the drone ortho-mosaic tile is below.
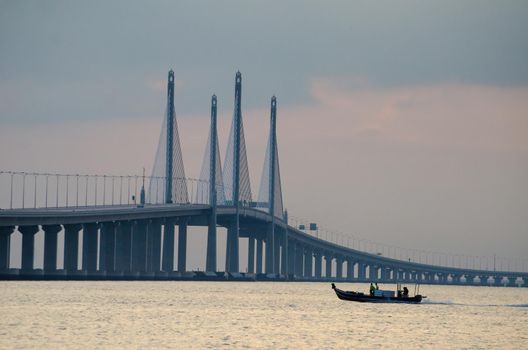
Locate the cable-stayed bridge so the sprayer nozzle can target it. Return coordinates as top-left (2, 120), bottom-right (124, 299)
top-left (0, 71), bottom-right (526, 287)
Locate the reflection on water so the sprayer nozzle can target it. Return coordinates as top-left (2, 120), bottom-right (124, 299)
top-left (1, 282), bottom-right (527, 349)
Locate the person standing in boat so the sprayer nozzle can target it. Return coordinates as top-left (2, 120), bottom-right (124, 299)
top-left (403, 287), bottom-right (409, 297)
top-left (370, 283), bottom-right (375, 295)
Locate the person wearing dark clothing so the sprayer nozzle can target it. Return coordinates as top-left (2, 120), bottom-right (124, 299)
top-left (403, 287), bottom-right (409, 297)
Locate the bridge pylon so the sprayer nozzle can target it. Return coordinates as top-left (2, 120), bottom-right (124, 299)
top-left (148, 70), bottom-right (189, 204)
top-left (223, 72), bottom-right (252, 273)
top-left (258, 96), bottom-right (285, 274)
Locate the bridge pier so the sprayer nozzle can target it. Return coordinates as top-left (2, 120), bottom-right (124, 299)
top-left (336, 257), bottom-right (343, 279)
top-left (19, 225), bottom-right (38, 271)
top-left (295, 244), bottom-right (303, 277)
top-left (162, 219), bottom-right (175, 272)
top-left (206, 217), bottom-right (217, 273)
top-left (325, 255), bottom-right (332, 278)
top-left (264, 224), bottom-right (274, 274)
top-left (64, 224), bottom-right (81, 272)
top-left (226, 222), bottom-right (239, 273)
top-left (303, 248), bottom-right (312, 278)
top-left (274, 231), bottom-right (281, 274)
top-left (247, 237), bottom-right (255, 274)
top-left (256, 238), bottom-right (263, 274)
top-left (370, 265), bottom-right (379, 281)
top-left (381, 266), bottom-right (390, 282)
top-left (409, 271), bottom-right (416, 282)
top-left (479, 275), bottom-right (489, 286)
top-left (99, 222), bottom-right (116, 272)
top-left (347, 260), bottom-right (355, 280)
top-left (43, 225), bottom-right (61, 272)
top-left (147, 219), bottom-right (162, 272)
top-left (493, 276), bottom-right (504, 286)
top-left (0, 226), bottom-right (14, 271)
top-left (314, 252), bottom-right (322, 278)
top-left (358, 262), bottom-right (366, 281)
top-left (131, 220), bottom-right (148, 272)
top-left (116, 221), bottom-right (132, 272)
top-left (177, 219), bottom-right (188, 272)
top-left (288, 240), bottom-right (296, 276)
top-left (280, 232), bottom-right (288, 276)
top-left (469, 275), bottom-right (477, 285)
top-left (82, 223), bottom-right (98, 273)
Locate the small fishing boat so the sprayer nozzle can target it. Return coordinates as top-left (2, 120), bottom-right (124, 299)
top-left (331, 283), bottom-right (425, 304)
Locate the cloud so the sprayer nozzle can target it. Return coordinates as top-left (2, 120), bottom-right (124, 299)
top-left (295, 79), bottom-right (528, 152)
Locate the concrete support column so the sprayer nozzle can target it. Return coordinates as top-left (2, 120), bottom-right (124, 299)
top-left (42, 225), bottom-right (61, 272)
top-left (247, 237), bottom-right (255, 274)
top-left (358, 262), bottom-right (366, 281)
top-left (226, 222), bottom-right (239, 273)
top-left (99, 222), bottom-right (116, 272)
top-left (314, 252), bottom-right (322, 278)
top-left (414, 271), bottom-right (420, 281)
top-left (295, 244), bottom-right (303, 277)
top-left (64, 224), bottom-right (81, 272)
top-left (82, 223), bottom-right (98, 272)
top-left (264, 224), bottom-right (274, 274)
top-left (280, 233), bottom-right (288, 276)
top-left (206, 211), bottom-right (217, 273)
top-left (408, 271), bottom-right (413, 281)
top-left (162, 219), bottom-right (175, 272)
top-left (336, 257), bottom-right (343, 279)
top-left (131, 220), bottom-right (148, 272)
top-left (493, 276), bottom-right (504, 286)
top-left (347, 260), bottom-right (355, 280)
top-left (287, 241), bottom-right (295, 276)
top-left (325, 255), bottom-right (332, 278)
top-left (274, 231), bottom-right (281, 275)
top-left (424, 273), bottom-right (432, 283)
top-left (147, 219), bottom-right (162, 272)
top-left (177, 219), bottom-right (188, 272)
top-left (303, 248), bottom-right (312, 277)
top-left (116, 221), bottom-right (132, 272)
top-left (19, 225), bottom-right (39, 271)
top-left (381, 266), bottom-right (389, 281)
top-left (0, 226), bottom-right (15, 271)
top-left (479, 275), bottom-right (488, 285)
top-left (256, 238), bottom-right (263, 274)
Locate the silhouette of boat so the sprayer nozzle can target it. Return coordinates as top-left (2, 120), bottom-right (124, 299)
top-left (331, 283), bottom-right (425, 304)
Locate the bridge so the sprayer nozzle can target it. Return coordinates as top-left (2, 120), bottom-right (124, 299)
top-left (1, 70), bottom-right (526, 287)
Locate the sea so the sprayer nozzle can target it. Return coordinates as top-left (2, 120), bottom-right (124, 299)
top-left (1, 281), bottom-right (527, 349)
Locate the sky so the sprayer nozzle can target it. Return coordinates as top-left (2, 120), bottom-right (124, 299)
top-left (1, 1), bottom-right (527, 269)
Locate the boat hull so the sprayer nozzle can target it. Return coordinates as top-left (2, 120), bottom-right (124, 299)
top-left (332, 284), bottom-right (423, 304)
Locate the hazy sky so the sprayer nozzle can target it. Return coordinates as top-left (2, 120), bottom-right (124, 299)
top-left (1, 1), bottom-right (527, 268)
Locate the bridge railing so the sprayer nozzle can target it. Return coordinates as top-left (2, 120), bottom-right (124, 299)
top-left (2, 171), bottom-right (526, 273)
top-left (0, 170), bottom-right (233, 209)
top-left (289, 214), bottom-right (528, 273)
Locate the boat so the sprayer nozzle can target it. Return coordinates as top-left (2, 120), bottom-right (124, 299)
top-left (331, 283), bottom-right (425, 304)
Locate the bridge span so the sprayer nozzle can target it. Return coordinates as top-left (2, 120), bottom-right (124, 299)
top-left (1, 70), bottom-right (525, 287)
top-left (1, 204), bottom-right (526, 286)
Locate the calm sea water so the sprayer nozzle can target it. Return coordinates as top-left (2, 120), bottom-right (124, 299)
top-left (0, 281), bottom-right (527, 349)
